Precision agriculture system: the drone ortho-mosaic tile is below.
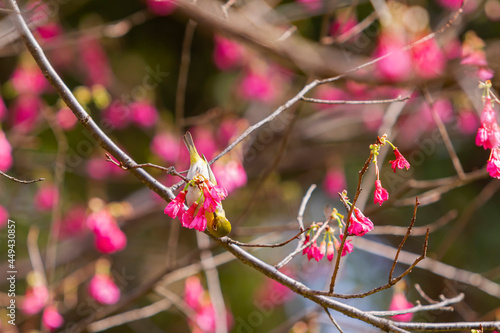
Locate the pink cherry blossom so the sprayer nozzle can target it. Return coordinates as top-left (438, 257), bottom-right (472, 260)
top-left (0, 131), bottom-right (13, 172)
top-left (88, 274), bottom-right (121, 304)
top-left (374, 180), bottom-right (389, 206)
top-left (185, 276), bottom-right (204, 310)
top-left (487, 148), bottom-right (500, 179)
top-left (164, 190), bottom-right (187, 218)
top-left (348, 208), bottom-right (374, 236)
top-left (334, 235), bottom-right (353, 257)
top-left (34, 185), bottom-right (60, 212)
top-left (94, 228), bottom-right (127, 254)
top-left (457, 109), bottom-right (480, 135)
top-left (0, 205), bottom-right (8, 229)
top-left (329, 13), bottom-right (357, 38)
top-left (57, 107), bottom-right (78, 130)
top-left (373, 33), bottom-right (412, 81)
top-left (476, 98), bottom-right (500, 150)
top-left (10, 66), bottom-right (49, 95)
top-left (42, 305), bottom-right (64, 331)
top-left (78, 36), bottom-right (111, 86)
top-left (147, 0), bottom-right (176, 16)
top-left (238, 71), bottom-right (276, 103)
top-left (411, 38), bottom-right (445, 79)
top-left (302, 234), bottom-right (310, 256)
top-left (389, 292), bottom-right (414, 322)
top-left (319, 240), bottom-right (326, 258)
top-left (11, 94), bottom-right (42, 132)
top-left (131, 101), bottom-right (158, 128)
top-left (326, 240), bottom-right (335, 261)
top-left (87, 209), bottom-right (127, 254)
top-left (389, 148), bottom-right (411, 172)
top-left (36, 22), bottom-right (63, 40)
top-left (189, 207), bottom-right (208, 232)
top-left (212, 160), bottom-right (247, 193)
top-left (21, 285), bottom-right (49, 315)
top-left (58, 205), bottom-right (87, 239)
top-left (213, 35), bottom-right (245, 71)
top-left (323, 168), bottom-right (347, 197)
top-left (182, 202), bottom-right (198, 228)
top-left (103, 101), bottom-right (131, 129)
top-left (151, 132), bottom-right (180, 163)
top-left (311, 241), bottom-right (323, 261)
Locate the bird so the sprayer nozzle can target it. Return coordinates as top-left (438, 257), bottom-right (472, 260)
top-left (183, 132), bottom-right (232, 237)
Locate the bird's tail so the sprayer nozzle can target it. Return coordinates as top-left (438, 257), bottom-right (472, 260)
top-left (184, 131), bottom-right (200, 163)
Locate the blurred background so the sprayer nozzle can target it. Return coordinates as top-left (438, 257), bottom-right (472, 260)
top-left (0, 0), bottom-right (499, 331)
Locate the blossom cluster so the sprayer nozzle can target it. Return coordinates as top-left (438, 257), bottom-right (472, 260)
top-left (21, 272), bottom-right (64, 331)
top-left (164, 174), bottom-right (228, 232)
top-left (301, 206), bottom-right (373, 261)
top-left (371, 135), bottom-right (411, 206)
top-left (475, 81), bottom-right (500, 179)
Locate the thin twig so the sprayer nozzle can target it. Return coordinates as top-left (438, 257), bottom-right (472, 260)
top-left (324, 307), bottom-right (344, 333)
top-left (0, 171), bottom-right (44, 184)
top-left (422, 87), bottom-right (465, 179)
top-left (367, 293), bottom-right (463, 317)
top-left (300, 95), bottom-right (410, 105)
top-left (329, 151), bottom-right (373, 293)
top-left (105, 153), bottom-right (190, 183)
top-left (27, 227), bottom-right (47, 286)
top-left (227, 228), bottom-right (308, 248)
top-left (389, 197), bottom-right (420, 283)
top-left (414, 284), bottom-right (439, 304)
top-left (88, 299), bottom-right (173, 332)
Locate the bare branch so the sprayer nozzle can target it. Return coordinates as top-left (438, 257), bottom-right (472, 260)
top-left (0, 170), bottom-right (44, 184)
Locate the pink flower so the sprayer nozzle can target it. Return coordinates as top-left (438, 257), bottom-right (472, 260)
top-left (0, 95), bottom-right (6, 121)
top-left (21, 285), bottom-right (49, 315)
top-left (319, 240), bottom-right (326, 257)
top-left (131, 101), bottom-right (158, 128)
top-left (476, 98), bottom-right (500, 150)
top-left (164, 190), bottom-right (187, 218)
top-left (213, 36), bottom-right (245, 71)
top-left (34, 185), bottom-right (60, 212)
top-left (323, 168), bottom-right (347, 197)
top-left (78, 36), bottom-right (111, 86)
top-left (185, 276), bottom-right (204, 310)
top-left (189, 207), bottom-right (207, 232)
top-left (57, 107), bottom-right (78, 130)
top-left (147, 0), bottom-right (176, 16)
top-left (0, 205), bottom-right (8, 229)
top-left (374, 180), bottom-right (389, 206)
top-left (182, 202), bottom-right (198, 228)
top-left (211, 160), bottom-right (247, 193)
top-left (11, 95), bottom-right (42, 132)
top-left (103, 101), bottom-right (131, 129)
top-left (487, 148), bottom-right (500, 179)
top-left (42, 305), bottom-right (64, 331)
top-left (94, 227), bottom-right (127, 254)
top-left (150, 132), bottom-right (180, 163)
top-left (311, 241), bottom-right (323, 261)
top-left (348, 208), bottom-right (374, 236)
top-left (457, 109), bottom-right (480, 135)
top-left (36, 22), bottom-right (63, 40)
top-left (238, 71), bottom-right (276, 103)
top-left (411, 38), bottom-right (445, 79)
top-left (389, 148), bottom-right (410, 173)
top-left (302, 234), bottom-right (310, 256)
top-left (58, 205), bottom-right (87, 239)
top-left (326, 240), bottom-right (335, 261)
top-left (389, 292), bottom-right (414, 322)
top-left (0, 131), bottom-right (13, 172)
top-left (88, 274), bottom-right (121, 304)
top-left (329, 13), bottom-right (357, 38)
top-left (373, 33), bottom-right (412, 81)
top-left (87, 210), bottom-right (127, 254)
top-left (334, 235), bottom-right (353, 257)
top-left (10, 66), bottom-right (49, 95)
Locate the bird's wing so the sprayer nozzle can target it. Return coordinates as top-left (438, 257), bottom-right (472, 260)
top-left (203, 155), bottom-right (218, 185)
